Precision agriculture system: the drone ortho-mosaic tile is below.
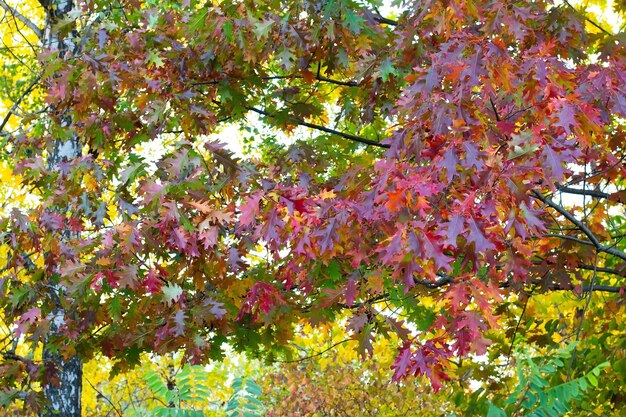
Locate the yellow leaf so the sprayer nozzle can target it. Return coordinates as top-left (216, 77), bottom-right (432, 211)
top-left (83, 173), bottom-right (98, 191)
top-left (96, 257), bottom-right (112, 266)
top-left (319, 189), bottom-right (336, 200)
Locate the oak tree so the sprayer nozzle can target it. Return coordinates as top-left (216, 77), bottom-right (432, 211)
top-left (0, 0), bottom-right (625, 415)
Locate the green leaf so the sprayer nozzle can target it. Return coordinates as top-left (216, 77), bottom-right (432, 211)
top-left (276, 48), bottom-right (295, 69)
top-left (253, 20), bottom-right (273, 39)
top-left (245, 379), bottom-right (262, 397)
top-left (222, 20), bottom-right (234, 42)
top-left (486, 403), bottom-right (506, 417)
top-left (343, 9), bottom-right (365, 34)
top-left (225, 400), bottom-right (240, 412)
top-left (147, 51), bottom-right (164, 68)
top-left (243, 401), bottom-right (259, 410)
top-left (231, 376), bottom-right (243, 391)
top-left (587, 373), bottom-right (598, 387)
top-left (162, 282), bottom-right (183, 306)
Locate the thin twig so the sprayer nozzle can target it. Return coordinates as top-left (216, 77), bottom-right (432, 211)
top-left (489, 96), bottom-right (501, 121)
top-left (562, 0), bottom-right (612, 35)
top-left (543, 233), bottom-right (595, 247)
top-left (85, 377), bottom-right (123, 417)
top-left (0, 76), bottom-right (41, 134)
top-left (506, 293), bottom-right (531, 368)
top-left (276, 338), bottom-right (352, 363)
top-left (577, 263), bottom-right (625, 277)
top-left (532, 191), bottom-right (626, 262)
top-left (567, 251), bottom-right (599, 380)
top-left (0, 0), bottom-right (42, 39)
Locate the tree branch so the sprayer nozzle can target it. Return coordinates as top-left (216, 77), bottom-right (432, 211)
top-left (330, 268), bottom-right (622, 315)
top-left (562, 0), bottom-right (611, 35)
top-left (0, 76), bottom-right (40, 135)
top-left (489, 96), bottom-right (501, 121)
top-left (2, 350), bottom-right (36, 364)
top-left (543, 233), bottom-right (595, 247)
top-left (367, 7), bottom-right (398, 26)
top-left (85, 377), bottom-right (123, 417)
top-left (506, 293), bottom-right (530, 364)
top-left (246, 106), bottom-right (390, 148)
top-left (568, 252), bottom-right (599, 380)
top-left (532, 190), bottom-right (626, 262)
top-left (277, 338), bottom-right (352, 363)
top-left (577, 264), bottom-right (625, 277)
top-left (425, 272), bottom-right (622, 293)
top-left (261, 74), bottom-right (359, 87)
top-left (194, 73), bottom-right (359, 87)
top-left (336, 293), bottom-right (390, 309)
top-left (315, 73), bottom-right (358, 87)
top-left (416, 272), bottom-right (456, 288)
top-left (0, 0), bottom-right (43, 39)
top-left (372, 15), bottom-right (398, 26)
top-left (556, 185), bottom-right (610, 199)
top-left (537, 282), bottom-right (622, 293)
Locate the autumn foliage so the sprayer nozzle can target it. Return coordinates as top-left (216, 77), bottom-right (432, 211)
top-left (1, 0), bottom-right (626, 415)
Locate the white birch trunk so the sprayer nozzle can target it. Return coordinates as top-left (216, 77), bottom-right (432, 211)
top-left (40, 0), bottom-right (82, 416)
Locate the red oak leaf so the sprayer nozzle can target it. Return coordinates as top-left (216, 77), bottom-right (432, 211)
top-left (239, 192), bottom-right (263, 227)
top-left (344, 278), bottom-right (358, 307)
top-left (142, 268), bottom-right (162, 293)
top-left (467, 217), bottom-right (495, 252)
top-left (172, 309), bottom-right (186, 337)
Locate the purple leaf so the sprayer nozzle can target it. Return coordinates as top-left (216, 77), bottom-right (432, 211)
top-left (440, 147), bottom-right (459, 181)
top-left (467, 218), bottom-right (495, 252)
top-left (443, 214), bottom-right (465, 246)
top-left (542, 145), bottom-right (567, 180)
top-left (173, 310), bottom-right (186, 337)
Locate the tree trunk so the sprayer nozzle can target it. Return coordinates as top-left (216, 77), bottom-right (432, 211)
top-left (41, 311), bottom-right (82, 417)
top-left (40, 0), bottom-right (82, 416)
